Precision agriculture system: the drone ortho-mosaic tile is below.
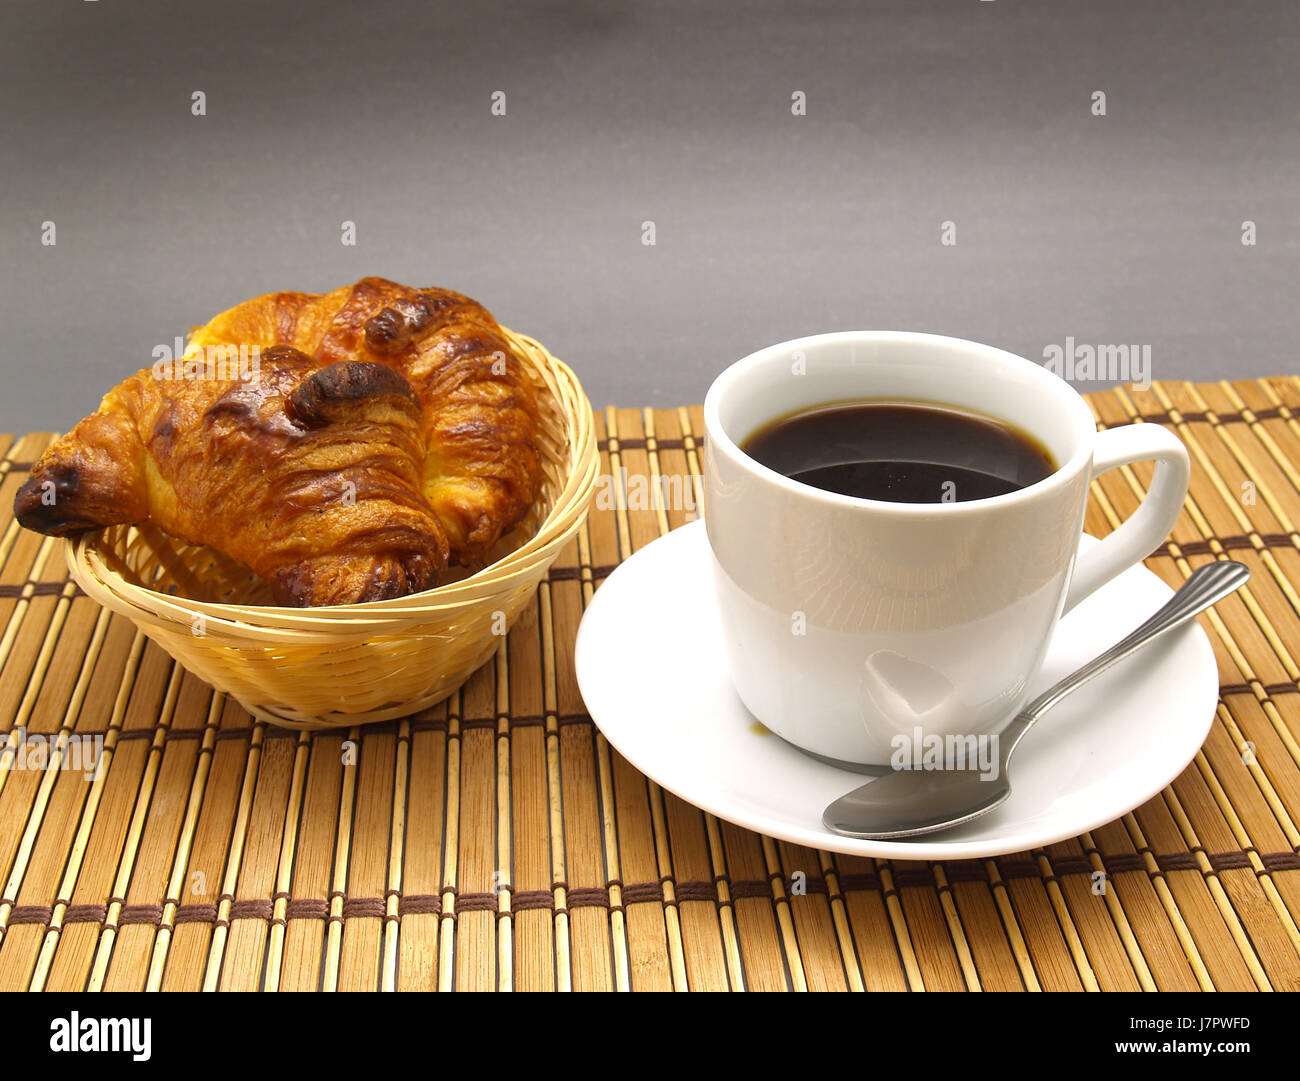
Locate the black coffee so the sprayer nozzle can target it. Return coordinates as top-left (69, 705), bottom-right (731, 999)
top-left (741, 401), bottom-right (1055, 503)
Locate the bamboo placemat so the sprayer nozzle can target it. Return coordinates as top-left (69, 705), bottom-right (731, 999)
top-left (2, 377), bottom-right (1300, 992)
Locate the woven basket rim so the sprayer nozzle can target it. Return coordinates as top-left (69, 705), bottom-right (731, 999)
top-left (67, 328), bottom-right (597, 632)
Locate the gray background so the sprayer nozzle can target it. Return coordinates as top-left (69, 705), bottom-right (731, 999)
top-left (1, 0), bottom-right (1296, 432)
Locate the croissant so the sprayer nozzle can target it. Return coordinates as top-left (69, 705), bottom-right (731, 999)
top-left (14, 279), bottom-right (543, 607)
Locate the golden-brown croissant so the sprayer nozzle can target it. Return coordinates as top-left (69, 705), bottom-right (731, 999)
top-left (15, 279), bottom-right (543, 607)
top-left (189, 278), bottom-right (542, 567)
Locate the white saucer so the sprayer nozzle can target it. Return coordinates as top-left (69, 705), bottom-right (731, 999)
top-left (574, 520), bottom-right (1219, 860)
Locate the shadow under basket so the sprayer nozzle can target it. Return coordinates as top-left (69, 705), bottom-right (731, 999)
top-left (65, 329), bottom-right (599, 730)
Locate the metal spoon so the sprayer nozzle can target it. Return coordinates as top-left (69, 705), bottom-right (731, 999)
top-left (823, 560), bottom-right (1250, 840)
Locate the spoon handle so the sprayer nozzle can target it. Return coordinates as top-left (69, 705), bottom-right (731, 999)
top-left (1002, 560), bottom-right (1250, 760)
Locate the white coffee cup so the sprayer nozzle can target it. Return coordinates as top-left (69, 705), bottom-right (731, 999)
top-left (703, 331), bottom-right (1190, 767)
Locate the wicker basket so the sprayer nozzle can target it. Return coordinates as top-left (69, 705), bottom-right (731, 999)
top-left (65, 329), bottom-right (599, 730)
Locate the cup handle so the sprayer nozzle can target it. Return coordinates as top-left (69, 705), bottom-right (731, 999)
top-left (1062, 424), bottom-right (1191, 614)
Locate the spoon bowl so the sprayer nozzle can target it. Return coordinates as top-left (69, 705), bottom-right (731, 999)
top-left (823, 768), bottom-right (1011, 839)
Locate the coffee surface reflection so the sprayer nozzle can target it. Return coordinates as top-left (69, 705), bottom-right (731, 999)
top-left (741, 400), bottom-right (1056, 504)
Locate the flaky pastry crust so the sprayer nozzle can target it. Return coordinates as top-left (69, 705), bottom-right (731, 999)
top-left (15, 278), bottom-right (543, 606)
